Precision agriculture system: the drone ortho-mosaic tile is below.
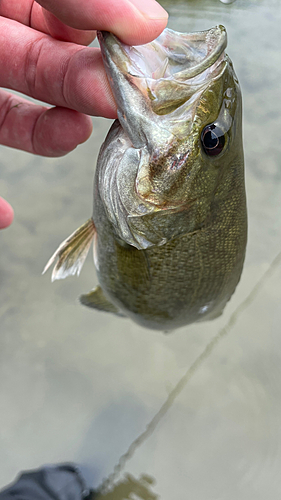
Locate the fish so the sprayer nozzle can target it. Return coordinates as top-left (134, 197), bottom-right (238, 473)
top-left (43, 25), bottom-right (247, 331)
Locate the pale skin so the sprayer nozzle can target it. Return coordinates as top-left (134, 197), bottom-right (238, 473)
top-left (0, 0), bottom-right (168, 229)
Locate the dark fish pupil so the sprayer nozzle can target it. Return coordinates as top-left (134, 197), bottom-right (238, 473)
top-left (201, 124), bottom-right (225, 156)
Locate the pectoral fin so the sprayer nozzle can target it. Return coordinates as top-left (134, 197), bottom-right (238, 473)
top-left (80, 286), bottom-right (124, 317)
top-left (43, 218), bottom-right (96, 281)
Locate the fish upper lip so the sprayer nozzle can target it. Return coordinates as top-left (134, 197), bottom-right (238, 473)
top-left (98, 26), bottom-right (227, 81)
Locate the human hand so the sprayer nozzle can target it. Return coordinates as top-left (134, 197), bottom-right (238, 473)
top-left (0, 0), bottom-right (168, 228)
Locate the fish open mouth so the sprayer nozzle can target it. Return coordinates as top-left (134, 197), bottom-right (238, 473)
top-left (98, 26), bottom-right (226, 79)
top-left (98, 26), bottom-right (227, 116)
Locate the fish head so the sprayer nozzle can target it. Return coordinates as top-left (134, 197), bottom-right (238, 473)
top-left (98, 26), bottom-right (243, 248)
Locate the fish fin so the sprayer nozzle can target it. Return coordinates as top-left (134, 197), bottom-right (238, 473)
top-left (43, 218), bottom-right (96, 281)
top-left (80, 286), bottom-right (125, 317)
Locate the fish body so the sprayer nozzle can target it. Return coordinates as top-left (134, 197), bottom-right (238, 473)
top-left (44, 26), bottom-right (247, 331)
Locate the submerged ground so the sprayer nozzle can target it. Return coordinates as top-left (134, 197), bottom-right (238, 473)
top-left (0, 0), bottom-right (281, 498)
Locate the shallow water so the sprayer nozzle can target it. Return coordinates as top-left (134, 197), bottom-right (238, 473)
top-left (1, 0), bottom-right (281, 498)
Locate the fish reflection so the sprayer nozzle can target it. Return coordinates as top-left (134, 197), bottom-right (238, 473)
top-left (44, 26), bottom-right (247, 331)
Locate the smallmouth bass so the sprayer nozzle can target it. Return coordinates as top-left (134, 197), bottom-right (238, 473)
top-left (44, 26), bottom-right (247, 331)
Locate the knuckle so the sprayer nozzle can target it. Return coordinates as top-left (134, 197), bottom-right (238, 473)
top-left (23, 35), bottom-right (76, 109)
top-left (24, 36), bottom-right (45, 96)
top-left (0, 94), bottom-right (17, 134)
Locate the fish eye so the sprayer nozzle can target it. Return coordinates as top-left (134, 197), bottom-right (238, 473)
top-left (201, 124), bottom-right (226, 156)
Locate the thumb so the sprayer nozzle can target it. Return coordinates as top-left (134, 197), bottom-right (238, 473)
top-left (0, 197), bottom-right (14, 229)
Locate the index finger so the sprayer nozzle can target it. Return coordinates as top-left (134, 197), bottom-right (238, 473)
top-left (0, 0), bottom-right (96, 45)
top-left (36, 0), bottom-right (168, 45)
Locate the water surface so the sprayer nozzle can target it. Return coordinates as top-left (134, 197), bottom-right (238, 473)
top-left (1, 1), bottom-right (281, 499)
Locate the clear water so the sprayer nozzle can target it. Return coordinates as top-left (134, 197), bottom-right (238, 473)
top-left (1, 0), bottom-right (281, 498)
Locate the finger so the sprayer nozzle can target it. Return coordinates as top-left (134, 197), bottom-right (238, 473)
top-left (36, 0), bottom-right (168, 45)
top-left (0, 90), bottom-right (93, 156)
top-left (0, 0), bottom-right (96, 45)
top-left (35, 9), bottom-right (97, 45)
top-left (0, 197), bottom-right (14, 229)
top-left (0, 18), bottom-right (117, 118)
